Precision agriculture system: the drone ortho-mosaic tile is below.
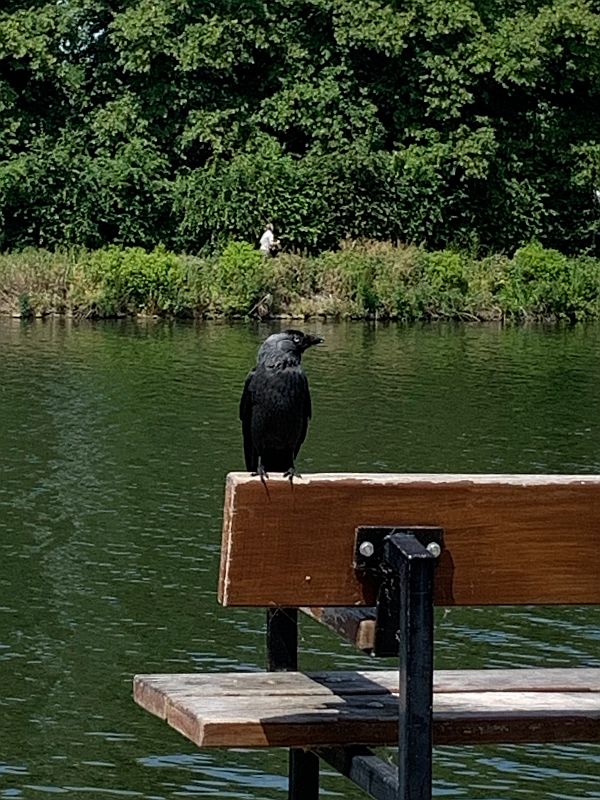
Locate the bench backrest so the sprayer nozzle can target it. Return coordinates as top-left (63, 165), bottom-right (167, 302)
top-left (219, 473), bottom-right (600, 607)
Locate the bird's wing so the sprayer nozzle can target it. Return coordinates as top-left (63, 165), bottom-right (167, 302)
top-left (239, 369), bottom-right (257, 471)
top-left (294, 371), bottom-right (312, 458)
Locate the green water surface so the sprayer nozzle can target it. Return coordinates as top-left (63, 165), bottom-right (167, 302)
top-left (0, 318), bottom-right (599, 799)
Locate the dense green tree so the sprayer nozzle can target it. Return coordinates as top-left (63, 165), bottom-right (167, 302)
top-left (0, 0), bottom-right (599, 253)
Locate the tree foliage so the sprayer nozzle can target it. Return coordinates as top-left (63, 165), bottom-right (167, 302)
top-left (1, 0), bottom-right (599, 253)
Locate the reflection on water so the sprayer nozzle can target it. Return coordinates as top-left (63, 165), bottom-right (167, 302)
top-left (0, 318), bottom-right (599, 799)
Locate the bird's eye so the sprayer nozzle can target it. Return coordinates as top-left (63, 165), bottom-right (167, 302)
top-left (294, 335), bottom-right (301, 343)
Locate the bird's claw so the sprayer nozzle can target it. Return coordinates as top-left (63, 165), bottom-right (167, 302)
top-left (252, 465), bottom-right (269, 480)
top-left (283, 467), bottom-right (302, 482)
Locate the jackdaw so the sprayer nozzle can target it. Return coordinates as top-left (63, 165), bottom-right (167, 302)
top-left (240, 329), bottom-right (323, 480)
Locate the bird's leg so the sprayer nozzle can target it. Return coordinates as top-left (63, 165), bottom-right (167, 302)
top-left (252, 456), bottom-right (269, 486)
top-left (283, 463), bottom-right (302, 482)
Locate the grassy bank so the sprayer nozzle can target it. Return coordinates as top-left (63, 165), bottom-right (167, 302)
top-left (1, 241), bottom-right (600, 322)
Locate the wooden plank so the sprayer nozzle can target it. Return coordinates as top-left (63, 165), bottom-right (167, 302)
top-left (301, 607), bottom-right (376, 651)
top-left (133, 670), bottom-right (600, 748)
top-left (134, 669), bottom-right (600, 707)
top-left (176, 693), bottom-right (600, 747)
top-left (219, 473), bottom-right (600, 606)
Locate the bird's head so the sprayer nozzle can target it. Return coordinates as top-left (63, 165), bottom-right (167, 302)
top-left (281, 329), bottom-right (324, 352)
top-left (258, 329), bottom-right (324, 362)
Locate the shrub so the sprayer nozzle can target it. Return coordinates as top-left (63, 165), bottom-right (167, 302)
top-left (1, 240), bottom-right (600, 322)
top-left (265, 252), bottom-right (321, 317)
top-left (553, 256), bottom-right (600, 321)
top-left (212, 241), bottom-right (275, 314)
top-left (500, 242), bottom-right (572, 319)
top-left (79, 246), bottom-right (189, 316)
top-left (310, 241), bottom-right (413, 316)
top-left (179, 254), bottom-right (214, 315)
top-left (367, 242), bottom-right (417, 319)
top-left (313, 248), bottom-right (376, 316)
top-left (409, 250), bottom-right (471, 319)
top-left (0, 248), bottom-right (77, 316)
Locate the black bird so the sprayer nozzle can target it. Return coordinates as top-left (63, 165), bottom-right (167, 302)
top-left (240, 329), bottom-right (323, 480)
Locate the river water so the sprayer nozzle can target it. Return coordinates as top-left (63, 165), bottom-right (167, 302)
top-left (0, 318), bottom-right (599, 799)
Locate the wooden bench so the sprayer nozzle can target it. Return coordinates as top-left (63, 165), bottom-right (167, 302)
top-left (134, 473), bottom-right (600, 800)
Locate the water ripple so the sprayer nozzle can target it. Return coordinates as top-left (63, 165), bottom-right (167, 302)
top-left (1, 318), bottom-right (599, 800)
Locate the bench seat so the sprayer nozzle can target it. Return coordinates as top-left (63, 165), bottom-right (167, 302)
top-left (133, 668), bottom-right (600, 748)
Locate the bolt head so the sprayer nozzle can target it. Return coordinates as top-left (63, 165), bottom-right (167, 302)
top-left (426, 541), bottom-right (442, 558)
top-left (358, 540), bottom-right (375, 558)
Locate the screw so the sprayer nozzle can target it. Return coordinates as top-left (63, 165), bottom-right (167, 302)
top-left (358, 540), bottom-right (375, 558)
top-left (426, 541), bottom-right (442, 558)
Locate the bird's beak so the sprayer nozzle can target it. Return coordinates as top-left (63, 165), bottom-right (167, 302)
top-left (306, 334), bottom-right (324, 348)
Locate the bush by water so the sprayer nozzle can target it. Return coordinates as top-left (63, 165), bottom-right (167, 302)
top-left (2, 241), bottom-right (600, 322)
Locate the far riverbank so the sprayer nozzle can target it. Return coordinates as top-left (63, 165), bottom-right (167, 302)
top-left (2, 240), bottom-right (599, 322)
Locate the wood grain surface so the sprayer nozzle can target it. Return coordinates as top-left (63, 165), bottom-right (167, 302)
top-left (301, 607), bottom-right (376, 651)
top-left (133, 669), bottom-right (600, 747)
top-left (219, 473), bottom-right (600, 606)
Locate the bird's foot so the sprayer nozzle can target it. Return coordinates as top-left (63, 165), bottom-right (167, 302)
top-left (283, 466), bottom-right (302, 483)
top-left (252, 463), bottom-right (269, 487)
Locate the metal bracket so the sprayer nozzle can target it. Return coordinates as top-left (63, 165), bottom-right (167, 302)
top-left (354, 526), bottom-right (444, 657)
top-left (355, 526), bottom-right (443, 571)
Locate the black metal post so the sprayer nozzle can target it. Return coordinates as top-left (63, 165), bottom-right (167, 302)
top-left (289, 749), bottom-right (319, 799)
top-left (266, 607), bottom-right (319, 799)
top-left (266, 607), bottom-right (298, 671)
top-left (383, 533), bottom-right (436, 800)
